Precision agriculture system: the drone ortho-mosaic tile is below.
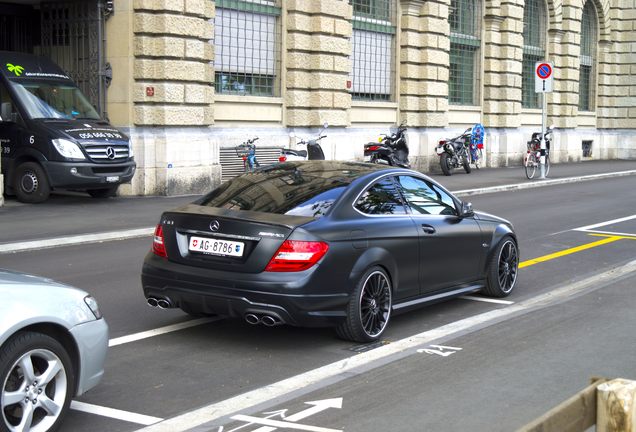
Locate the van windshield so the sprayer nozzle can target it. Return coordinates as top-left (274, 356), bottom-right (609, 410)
top-left (8, 80), bottom-right (100, 120)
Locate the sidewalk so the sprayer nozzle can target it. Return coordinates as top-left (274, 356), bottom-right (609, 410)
top-left (1, 159), bottom-right (635, 246)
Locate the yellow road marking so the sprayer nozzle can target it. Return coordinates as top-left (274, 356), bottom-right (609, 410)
top-left (589, 233), bottom-right (636, 241)
top-left (519, 235), bottom-right (625, 269)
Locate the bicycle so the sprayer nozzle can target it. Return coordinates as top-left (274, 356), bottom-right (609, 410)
top-left (235, 137), bottom-right (260, 172)
top-left (524, 127), bottom-right (552, 179)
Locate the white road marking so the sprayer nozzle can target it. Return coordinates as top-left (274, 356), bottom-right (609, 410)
top-left (572, 214), bottom-right (636, 232)
top-left (459, 295), bottom-right (514, 305)
top-left (134, 259), bottom-right (636, 432)
top-left (231, 415), bottom-right (341, 432)
top-left (70, 401), bottom-right (162, 425)
top-left (0, 228), bottom-right (154, 254)
top-left (108, 317), bottom-right (220, 347)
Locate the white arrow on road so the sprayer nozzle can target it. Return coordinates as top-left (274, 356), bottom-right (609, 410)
top-left (235, 398), bottom-right (343, 432)
top-left (220, 410), bottom-right (287, 432)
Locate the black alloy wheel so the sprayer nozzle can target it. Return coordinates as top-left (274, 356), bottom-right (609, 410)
top-left (483, 237), bottom-right (519, 297)
top-left (14, 162), bottom-right (51, 203)
top-left (337, 266), bottom-right (392, 343)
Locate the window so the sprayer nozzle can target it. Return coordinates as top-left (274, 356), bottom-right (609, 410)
top-left (350, 0), bottom-right (396, 101)
top-left (355, 177), bottom-right (408, 215)
top-left (449, 0), bottom-right (481, 105)
top-left (397, 176), bottom-right (458, 216)
top-left (214, 0), bottom-right (281, 96)
top-left (579, 0), bottom-right (597, 111)
top-left (522, 0), bottom-right (546, 109)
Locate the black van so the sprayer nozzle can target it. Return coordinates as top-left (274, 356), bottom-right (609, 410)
top-left (0, 51), bottom-right (136, 203)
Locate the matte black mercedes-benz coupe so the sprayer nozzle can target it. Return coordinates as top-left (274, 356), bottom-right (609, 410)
top-left (141, 161), bottom-right (518, 342)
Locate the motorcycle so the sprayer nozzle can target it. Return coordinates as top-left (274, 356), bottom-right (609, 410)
top-left (279, 123), bottom-right (327, 162)
top-left (435, 128), bottom-right (472, 176)
top-left (364, 124), bottom-right (410, 168)
top-left (235, 137), bottom-right (260, 172)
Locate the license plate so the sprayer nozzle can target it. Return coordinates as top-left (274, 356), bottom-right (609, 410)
top-left (188, 236), bottom-right (244, 257)
top-left (435, 147), bottom-right (444, 155)
top-left (364, 156), bottom-right (372, 162)
top-left (106, 176), bottom-right (119, 183)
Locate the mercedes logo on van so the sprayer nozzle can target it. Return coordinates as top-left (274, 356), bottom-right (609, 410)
top-left (106, 147), bottom-right (116, 160)
top-left (210, 220), bottom-right (220, 232)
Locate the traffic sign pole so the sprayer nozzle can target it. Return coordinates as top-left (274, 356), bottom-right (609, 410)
top-left (535, 62), bottom-right (553, 179)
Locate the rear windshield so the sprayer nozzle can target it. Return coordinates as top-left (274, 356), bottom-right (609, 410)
top-left (8, 79), bottom-right (100, 120)
top-left (198, 162), bottom-right (370, 218)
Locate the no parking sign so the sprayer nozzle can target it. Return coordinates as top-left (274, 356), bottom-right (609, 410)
top-left (535, 62), bottom-right (554, 93)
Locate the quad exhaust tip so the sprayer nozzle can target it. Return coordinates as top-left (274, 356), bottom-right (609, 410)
top-left (147, 297), bottom-right (174, 309)
top-left (244, 313), bottom-right (283, 327)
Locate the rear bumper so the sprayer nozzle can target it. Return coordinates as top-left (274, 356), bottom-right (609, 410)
top-left (141, 253), bottom-right (349, 327)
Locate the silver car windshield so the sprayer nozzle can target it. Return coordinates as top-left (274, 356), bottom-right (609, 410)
top-left (9, 79), bottom-right (100, 120)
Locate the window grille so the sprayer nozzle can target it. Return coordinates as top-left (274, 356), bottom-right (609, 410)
top-left (578, 0), bottom-right (597, 111)
top-left (449, 0), bottom-right (481, 105)
top-left (350, 0), bottom-right (396, 101)
top-left (214, 0), bottom-right (281, 96)
top-left (522, 0), bottom-right (546, 109)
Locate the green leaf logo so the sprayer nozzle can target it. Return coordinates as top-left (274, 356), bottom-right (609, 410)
top-left (7, 63), bottom-right (24, 77)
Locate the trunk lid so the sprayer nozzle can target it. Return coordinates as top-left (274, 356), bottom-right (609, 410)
top-left (159, 204), bottom-right (315, 273)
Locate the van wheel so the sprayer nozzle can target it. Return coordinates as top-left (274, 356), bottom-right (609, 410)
top-left (14, 162), bottom-right (50, 203)
top-left (88, 186), bottom-right (118, 199)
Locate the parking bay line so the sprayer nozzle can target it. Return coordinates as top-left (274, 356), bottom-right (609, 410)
top-left (134, 259), bottom-right (636, 432)
top-left (70, 401), bottom-right (163, 426)
top-left (518, 235), bottom-right (624, 269)
top-left (108, 317), bottom-right (221, 347)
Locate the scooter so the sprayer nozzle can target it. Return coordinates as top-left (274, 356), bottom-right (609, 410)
top-left (235, 137), bottom-right (260, 172)
top-left (279, 123), bottom-right (327, 162)
top-left (363, 124), bottom-right (410, 168)
top-left (435, 129), bottom-right (472, 176)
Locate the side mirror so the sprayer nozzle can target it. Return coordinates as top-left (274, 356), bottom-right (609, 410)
top-left (1, 102), bottom-right (13, 121)
top-left (460, 202), bottom-right (474, 218)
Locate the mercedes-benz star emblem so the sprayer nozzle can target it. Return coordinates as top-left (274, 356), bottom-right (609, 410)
top-left (210, 220), bottom-right (220, 232)
top-left (105, 147), bottom-right (116, 160)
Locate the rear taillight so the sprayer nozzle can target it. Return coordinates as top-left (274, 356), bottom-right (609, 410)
top-left (438, 140), bottom-right (446, 145)
top-left (279, 155), bottom-right (287, 162)
top-left (265, 240), bottom-right (329, 272)
top-left (152, 224), bottom-right (167, 258)
top-left (368, 145), bottom-right (380, 151)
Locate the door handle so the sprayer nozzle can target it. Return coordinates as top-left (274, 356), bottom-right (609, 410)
top-left (421, 224), bottom-right (436, 234)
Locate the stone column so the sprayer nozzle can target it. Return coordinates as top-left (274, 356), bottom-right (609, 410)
top-left (285, 0), bottom-right (352, 127)
top-left (129, 0), bottom-right (217, 195)
top-left (399, 0), bottom-right (449, 127)
top-left (548, 1), bottom-right (581, 129)
top-left (481, 7), bottom-right (523, 129)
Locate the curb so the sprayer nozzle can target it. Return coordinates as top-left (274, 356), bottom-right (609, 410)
top-left (1, 169), bottom-right (635, 254)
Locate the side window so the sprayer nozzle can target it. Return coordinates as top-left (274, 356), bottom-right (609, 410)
top-left (397, 176), bottom-right (458, 216)
top-left (354, 177), bottom-right (408, 215)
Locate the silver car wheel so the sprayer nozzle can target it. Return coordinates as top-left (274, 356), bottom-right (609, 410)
top-left (2, 347), bottom-right (68, 432)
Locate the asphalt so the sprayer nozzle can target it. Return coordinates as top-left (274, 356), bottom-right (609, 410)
top-left (1, 159), bottom-right (635, 246)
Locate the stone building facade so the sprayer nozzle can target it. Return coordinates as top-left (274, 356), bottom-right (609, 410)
top-left (103, 0), bottom-right (634, 196)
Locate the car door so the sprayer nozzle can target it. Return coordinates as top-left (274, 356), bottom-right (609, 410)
top-left (396, 175), bottom-right (484, 294)
top-left (353, 176), bottom-right (420, 300)
top-left (0, 82), bottom-right (19, 167)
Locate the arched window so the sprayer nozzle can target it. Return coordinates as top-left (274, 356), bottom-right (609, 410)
top-left (522, 0), bottom-right (546, 108)
top-left (579, 0), bottom-right (597, 111)
top-left (350, 0), bottom-right (396, 101)
top-left (449, 0), bottom-right (481, 105)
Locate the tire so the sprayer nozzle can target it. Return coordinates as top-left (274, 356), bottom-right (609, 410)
top-left (440, 153), bottom-right (452, 176)
top-left (88, 186), bottom-right (118, 199)
top-left (0, 331), bottom-right (74, 432)
top-left (14, 162), bottom-right (51, 203)
top-left (336, 267), bottom-right (392, 343)
top-left (475, 149), bottom-right (483, 169)
top-left (524, 152), bottom-right (536, 179)
top-left (544, 155), bottom-right (551, 177)
top-left (462, 155), bottom-right (471, 173)
top-left (482, 237), bottom-right (519, 298)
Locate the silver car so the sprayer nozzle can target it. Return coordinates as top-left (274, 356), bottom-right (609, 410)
top-left (0, 269), bottom-right (108, 432)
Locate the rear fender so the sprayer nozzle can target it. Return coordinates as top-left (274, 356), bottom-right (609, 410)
top-left (348, 247), bottom-right (398, 293)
